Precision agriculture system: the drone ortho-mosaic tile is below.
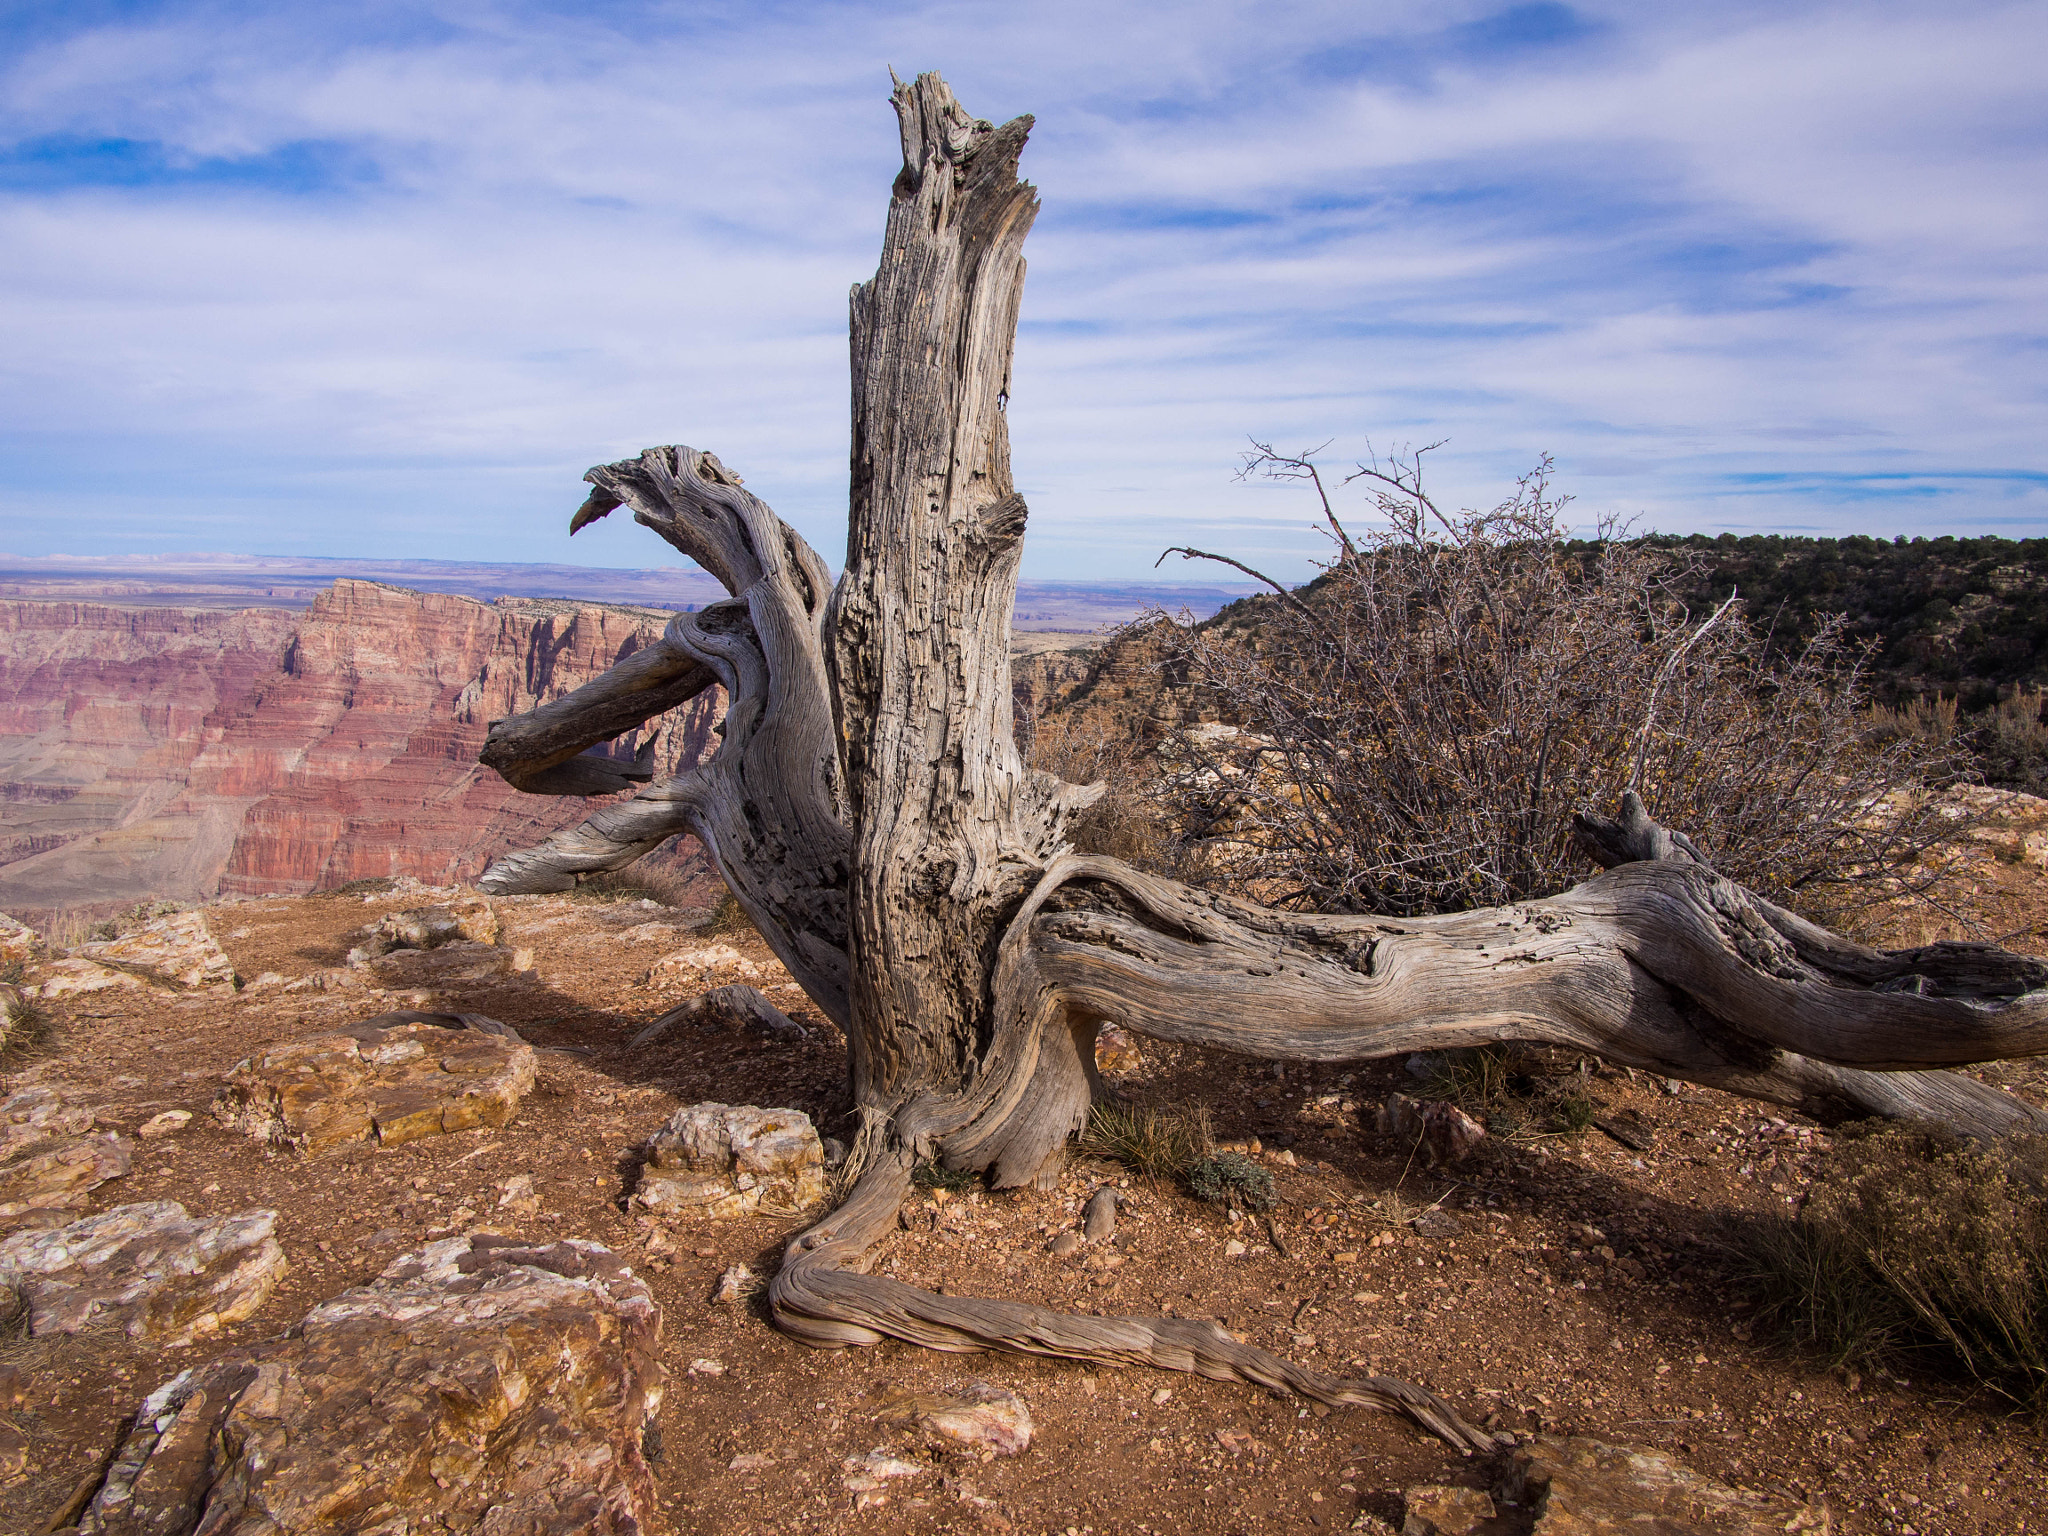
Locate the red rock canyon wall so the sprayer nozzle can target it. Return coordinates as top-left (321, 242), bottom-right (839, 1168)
top-left (0, 582), bottom-right (723, 914)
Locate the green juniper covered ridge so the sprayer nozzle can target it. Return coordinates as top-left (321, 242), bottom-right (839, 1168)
top-left (1615, 534), bottom-right (2048, 707)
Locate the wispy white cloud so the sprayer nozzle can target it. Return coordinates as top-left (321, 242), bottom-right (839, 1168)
top-left (1, 0), bottom-right (2042, 580)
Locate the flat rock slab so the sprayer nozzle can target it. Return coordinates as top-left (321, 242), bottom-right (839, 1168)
top-left (631, 1102), bottom-right (828, 1220)
top-left (877, 1381), bottom-right (1033, 1458)
top-left (213, 1013), bottom-right (537, 1154)
top-left (1505, 1436), bottom-right (1831, 1534)
top-left (0, 1085), bottom-right (131, 1223)
top-left (78, 1234), bottom-right (662, 1536)
top-left (30, 958), bottom-right (145, 999)
top-left (0, 1200), bottom-right (285, 1344)
top-left (75, 910), bottom-right (236, 989)
top-left (365, 941), bottom-right (533, 991)
top-left (348, 898), bottom-right (502, 960)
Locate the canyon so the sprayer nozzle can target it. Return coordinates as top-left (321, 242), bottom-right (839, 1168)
top-left (0, 582), bottom-right (726, 918)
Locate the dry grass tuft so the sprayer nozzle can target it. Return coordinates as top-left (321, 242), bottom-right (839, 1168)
top-left (1744, 1123), bottom-right (2048, 1402)
top-left (0, 989), bottom-right (58, 1064)
top-left (1419, 1045), bottom-right (1598, 1138)
top-left (1078, 1101), bottom-right (1214, 1181)
top-left (574, 866), bottom-right (700, 908)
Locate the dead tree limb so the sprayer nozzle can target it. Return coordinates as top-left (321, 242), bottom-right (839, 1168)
top-left (473, 72), bottom-right (2048, 1448)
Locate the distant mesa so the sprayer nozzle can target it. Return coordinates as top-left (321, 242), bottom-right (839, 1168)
top-left (0, 550), bottom-right (1257, 630)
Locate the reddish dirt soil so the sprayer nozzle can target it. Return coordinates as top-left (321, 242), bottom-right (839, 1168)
top-left (5, 864), bottom-right (2047, 1536)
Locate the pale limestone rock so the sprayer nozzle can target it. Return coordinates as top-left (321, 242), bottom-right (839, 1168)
top-left (631, 1102), bottom-right (827, 1220)
top-left (842, 1447), bottom-right (926, 1506)
top-left (281, 967), bottom-right (367, 994)
top-left (1504, 1436), bottom-right (1832, 1534)
top-left (0, 913), bottom-right (35, 968)
top-left (647, 943), bottom-right (760, 983)
top-left (32, 958), bottom-right (145, 999)
top-left (1376, 1092), bottom-right (1486, 1166)
top-left (77, 1234), bottom-right (661, 1536)
top-left (213, 1013), bottom-right (536, 1154)
top-left (620, 921), bottom-right (678, 943)
top-left (1083, 1185), bottom-right (1118, 1242)
top-left (0, 1085), bottom-right (131, 1221)
top-left (878, 1381), bottom-right (1033, 1458)
top-left (1093, 1023), bottom-right (1142, 1072)
top-left (1399, 1483), bottom-right (1496, 1535)
top-left (0, 1201), bottom-right (284, 1344)
top-left (497, 1172), bottom-right (541, 1214)
top-left (76, 910), bottom-right (235, 989)
top-left (710, 1263), bottom-right (760, 1303)
top-left (0, 1084), bottom-right (95, 1152)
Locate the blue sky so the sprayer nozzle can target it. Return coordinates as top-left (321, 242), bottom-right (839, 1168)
top-left (1, 1), bottom-right (2044, 582)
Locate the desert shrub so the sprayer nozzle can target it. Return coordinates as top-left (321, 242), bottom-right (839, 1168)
top-left (1421, 1046), bottom-right (1516, 1111)
top-left (1974, 687), bottom-right (2048, 794)
top-left (1149, 445), bottom-right (1968, 926)
top-left (1744, 1124), bottom-right (2048, 1401)
top-left (1185, 1151), bottom-right (1277, 1211)
top-left (1078, 1101), bottom-right (1214, 1181)
top-left (1547, 1083), bottom-right (1599, 1136)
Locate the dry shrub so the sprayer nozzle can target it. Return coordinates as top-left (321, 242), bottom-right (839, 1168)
top-left (1973, 686), bottom-right (2048, 794)
top-left (912, 1159), bottom-right (980, 1192)
top-left (574, 865), bottom-right (698, 908)
top-left (1024, 709), bottom-right (1180, 871)
top-left (700, 890), bottom-right (757, 938)
top-left (1185, 1151), bottom-right (1277, 1211)
top-left (1078, 1101), bottom-right (1214, 1180)
top-left (1746, 1124), bottom-right (2048, 1401)
top-left (1151, 444), bottom-right (1968, 925)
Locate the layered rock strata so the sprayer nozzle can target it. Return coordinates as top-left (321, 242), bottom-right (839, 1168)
top-left (78, 1234), bottom-right (663, 1536)
top-left (0, 1201), bottom-right (285, 1344)
top-left (213, 1014), bottom-right (537, 1154)
top-left (0, 1083), bottom-right (131, 1222)
top-left (632, 1102), bottom-right (828, 1220)
top-left (0, 583), bottom-right (724, 912)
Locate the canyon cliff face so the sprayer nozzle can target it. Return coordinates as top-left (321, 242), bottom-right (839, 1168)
top-left (0, 582), bottom-right (722, 914)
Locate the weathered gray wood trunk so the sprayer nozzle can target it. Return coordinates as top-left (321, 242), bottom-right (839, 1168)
top-left (473, 72), bottom-right (2048, 1450)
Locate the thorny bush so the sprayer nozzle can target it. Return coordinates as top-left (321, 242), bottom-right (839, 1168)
top-left (1147, 443), bottom-right (1969, 926)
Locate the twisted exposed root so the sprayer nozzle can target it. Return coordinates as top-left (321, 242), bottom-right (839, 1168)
top-left (767, 1150), bottom-right (1503, 1455)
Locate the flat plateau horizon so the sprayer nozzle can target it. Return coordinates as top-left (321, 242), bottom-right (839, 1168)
top-left (0, 550), bottom-right (1261, 631)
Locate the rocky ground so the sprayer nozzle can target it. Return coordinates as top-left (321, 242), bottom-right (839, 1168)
top-left (3, 815), bottom-right (2048, 1534)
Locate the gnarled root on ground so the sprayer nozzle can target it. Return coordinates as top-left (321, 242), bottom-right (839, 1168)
top-left (766, 1143), bottom-right (1503, 1455)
